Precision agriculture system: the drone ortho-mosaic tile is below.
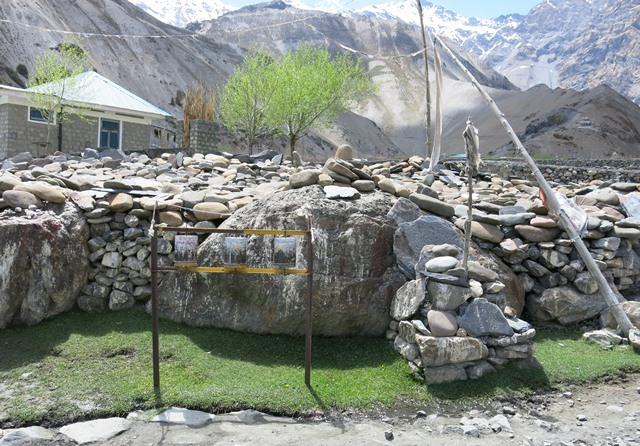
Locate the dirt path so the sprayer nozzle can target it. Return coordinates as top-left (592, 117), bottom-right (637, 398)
top-left (2, 375), bottom-right (639, 445)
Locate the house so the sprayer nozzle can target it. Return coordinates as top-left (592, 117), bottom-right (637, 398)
top-left (0, 71), bottom-right (173, 158)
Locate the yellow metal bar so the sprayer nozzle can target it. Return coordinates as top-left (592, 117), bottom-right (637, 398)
top-left (243, 229), bottom-right (308, 236)
top-left (174, 266), bottom-right (309, 274)
top-left (154, 226), bottom-right (308, 236)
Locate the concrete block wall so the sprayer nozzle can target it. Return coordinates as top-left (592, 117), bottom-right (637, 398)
top-left (189, 119), bottom-right (219, 154)
top-left (0, 103), bottom-right (51, 158)
top-left (60, 115), bottom-right (99, 153)
top-left (0, 104), bottom-right (155, 156)
top-left (122, 121), bottom-right (150, 152)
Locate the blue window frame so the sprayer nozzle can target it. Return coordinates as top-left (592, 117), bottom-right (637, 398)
top-left (29, 107), bottom-right (50, 123)
top-left (100, 118), bottom-right (120, 150)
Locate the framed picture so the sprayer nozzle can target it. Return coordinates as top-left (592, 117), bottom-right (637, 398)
top-left (224, 237), bottom-right (247, 266)
top-left (174, 235), bottom-right (198, 266)
top-left (273, 237), bottom-right (297, 266)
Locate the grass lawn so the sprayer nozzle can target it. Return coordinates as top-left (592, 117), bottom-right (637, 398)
top-left (1, 308), bottom-right (639, 427)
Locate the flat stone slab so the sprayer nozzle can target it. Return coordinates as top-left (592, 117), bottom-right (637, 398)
top-left (150, 407), bottom-right (215, 427)
top-left (59, 417), bottom-right (131, 444)
top-left (323, 185), bottom-right (360, 199)
top-left (0, 426), bottom-right (55, 445)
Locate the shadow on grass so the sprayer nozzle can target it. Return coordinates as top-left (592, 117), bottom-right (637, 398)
top-left (0, 307), bottom-right (399, 372)
top-left (0, 308), bottom-right (153, 371)
top-left (427, 363), bottom-right (551, 403)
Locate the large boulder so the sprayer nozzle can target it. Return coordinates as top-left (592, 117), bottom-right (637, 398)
top-left (526, 285), bottom-right (608, 325)
top-left (0, 202), bottom-right (90, 328)
top-left (416, 335), bottom-right (488, 367)
top-left (155, 186), bottom-right (406, 336)
top-left (393, 215), bottom-right (464, 279)
top-left (600, 301), bottom-right (640, 330)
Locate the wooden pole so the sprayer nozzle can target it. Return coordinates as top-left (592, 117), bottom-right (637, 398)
top-left (305, 216), bottom-right (314, 387)
top-left (151, 223), bottom-right (160, 390)
top-left (416, 0), bottom-right (432, 159)
top-left (433, 35), bottom-right (640, 346)
top-left (462, 173), bottom-right (473, 271)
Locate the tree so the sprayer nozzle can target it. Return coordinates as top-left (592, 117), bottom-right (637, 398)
top-left (272, 45), bottom-right (374, 157)
top-left (27, 37), bottom-right (91, 152)
top-left (220, 45), bottom-right (374, 157)
top-left (218, 49), bottom-right (279, 154)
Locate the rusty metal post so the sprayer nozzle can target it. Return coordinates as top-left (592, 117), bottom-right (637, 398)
top-left (305, 216), bottom-right (313, 387)
top-left (151, 223), bottom-right (160, 390)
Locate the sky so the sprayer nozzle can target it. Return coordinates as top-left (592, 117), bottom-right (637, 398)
top-left (431, 0), bottom-right (541, 18)
top-left (224, 0), bottom-right (543, 19)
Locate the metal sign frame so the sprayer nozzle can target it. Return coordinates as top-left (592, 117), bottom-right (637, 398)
top-left (150, 219), bottom-right (314, 390)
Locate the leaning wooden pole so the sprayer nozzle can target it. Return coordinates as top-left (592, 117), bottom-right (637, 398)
top-left (433, 35), bottom-right (640, 346)
top-left (416, 0), bottom-right (432, 159)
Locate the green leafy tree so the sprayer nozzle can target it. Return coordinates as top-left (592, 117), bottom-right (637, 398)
top-left (27, 37), bottom-right (92, 151)
top-left (220, 45), bottom-right (374, 157)
top-left (271, 45), bottom-right (374, 157)
top-left (218, 49), bottom-right (279, 154)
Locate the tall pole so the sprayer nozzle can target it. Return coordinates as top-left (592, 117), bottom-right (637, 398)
top-left (305, 216), bottom-right (314, 387)
top-left (433, 35), bottom-right (639, 345)
top-left (416, 0), bottom-right (432, 159)
top-left (151, 222), bottom-right (160, 390)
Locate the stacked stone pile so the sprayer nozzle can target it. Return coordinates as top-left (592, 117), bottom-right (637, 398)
top-left (387, 237), bottom-right (537, 384)
top-left (2, 147), bottom-right (640, 382)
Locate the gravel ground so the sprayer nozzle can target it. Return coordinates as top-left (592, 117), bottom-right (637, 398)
top-left (1, 374), bottom-right (639, 446)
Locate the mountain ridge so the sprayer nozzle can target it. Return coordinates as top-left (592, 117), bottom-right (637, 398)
top-left (131, 0), bottom-right (640, 106)
top-left (0, 0), bottom-right (638, 161)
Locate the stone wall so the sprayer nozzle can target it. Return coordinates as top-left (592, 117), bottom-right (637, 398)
top-left (482, 159), bottom-right (640, 184)
top-left (3, 148), bottom-right (640, 384)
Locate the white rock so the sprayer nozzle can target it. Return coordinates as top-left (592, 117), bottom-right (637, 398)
top-left (59, 417), bottom-right (131, 444)
top-left (151, 407), bottom-right (215, 427)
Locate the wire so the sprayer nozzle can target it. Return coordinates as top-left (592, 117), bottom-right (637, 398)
top-left (0, 18), bottom-right (198, 39)
top-left (0, 4), bottom-right (427, 61)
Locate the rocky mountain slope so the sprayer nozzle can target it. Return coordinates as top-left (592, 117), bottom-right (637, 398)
top-left (474, 0), bottom-right (640, 106)
top-left (129, 0), bottom-right (640, 107)
top-left (191, 0), bottom-right (640, 159)
top-left (0, 0), bottom-right (242, 119)
top-left (353, 0), bottom-right (640, 106)
top-left (0, 0), bottom-right (639, 160)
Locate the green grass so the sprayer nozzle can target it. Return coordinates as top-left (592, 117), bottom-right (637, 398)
top-left (1, 309), bottom-right (639, 427)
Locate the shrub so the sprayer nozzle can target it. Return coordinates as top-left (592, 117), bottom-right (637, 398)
top-left (16, 64), bottom-right (28, 78)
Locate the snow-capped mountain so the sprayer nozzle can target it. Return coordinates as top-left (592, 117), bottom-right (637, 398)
top-left (129, 0), bottom-right (324, 27)
top-left (129, 0), bottom-right (238, 27)
top-left (129, 0), bottom-right (639, 105)
top-left (350, 0), bottom-right (522, 56)
top-left (352, 0), bottom-right (639, 105)
top-left (479, 0), bottom-right (640, 104)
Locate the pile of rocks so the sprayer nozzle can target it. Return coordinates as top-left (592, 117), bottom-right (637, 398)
top-left (0, 149), bottom-right (295, 316)
top-left (387, 238), bottom-right (537, 384)
top-left (2, 146), bottom-right (640, 383)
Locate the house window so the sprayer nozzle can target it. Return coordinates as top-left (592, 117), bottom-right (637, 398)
top-left (100, 118), bottom-right (120, 150)
top-left (28, 107), bottom-right (52, 124)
